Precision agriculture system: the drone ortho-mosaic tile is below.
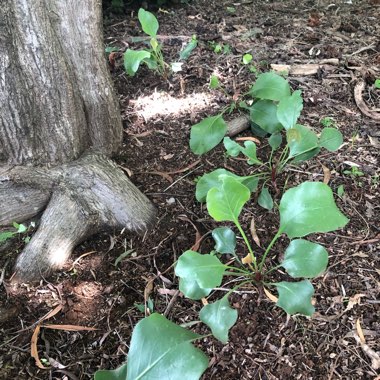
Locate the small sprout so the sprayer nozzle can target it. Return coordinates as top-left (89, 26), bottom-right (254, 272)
top-left (374, 78), bottom-right (380, 89)
top-left (242, 53), bottom-right (253, 65)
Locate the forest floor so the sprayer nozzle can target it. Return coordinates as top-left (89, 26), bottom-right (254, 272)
top-left (1, 0), bottom-right (379, 379)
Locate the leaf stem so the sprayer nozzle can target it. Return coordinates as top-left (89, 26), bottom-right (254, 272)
top-left (234, 218), bottom-right (258, 272)
top-left (258, 230), bottom-right (282, 272)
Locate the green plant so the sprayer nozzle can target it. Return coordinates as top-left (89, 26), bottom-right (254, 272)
top-left (190, 72), bottom-right (343, 206)
top-left (123, 9), bottom-right (167, 76)
top-left (0, 222), bottom-right (28, 244)
top-left (122, 10), bottom-right (197, 77)
top-left (343, 166), bottom-right (364, 178)
top-left (95, 180), bottom-right (348, 379)
top-left (374, 78), bottom-right (380, 89)
top-left (208, 41), bottom-right (231, 54)
top-left (320, 116), bottom-right (336, 128)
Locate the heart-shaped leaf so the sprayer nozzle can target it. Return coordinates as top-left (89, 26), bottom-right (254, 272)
top-left (207, 176), bottom-right (250, 222)
top-left (179, 277), bottom-right (212, 300)
top-left (175, 251), bottom-right (226, 289)
top-left (200, 296), bottom-right (238, 343)
top-left (249, 100), bottom-right (283, 134)
top-left (212, 227), bottom-right (236, 254)
top-left (279, 182), bottom-right (349, 238)
top-left (138, 8), bottom-right (159, 37)
top-left (123, 49), bottom-right (151, 76)
top-left (281, 239), bottom-right (328, 278)
top-left (248, 72), bottom-right (291, 101)
top-left (275, 280), bottom-right (315, 316)
top-left (277, 90), bottom-right (303, 130)
top-left (195, 169), bottom-right (259, 202)
top-left (287, 124), bottom-right (319, 160)
top-left (128, 313), bottom-right (208, 380)
top-left (319, 127), bottom-right (343, 151)
top-left (190, 115), bottom-right (228, 155)
top-left (258, 187), bottom-right (274, 210)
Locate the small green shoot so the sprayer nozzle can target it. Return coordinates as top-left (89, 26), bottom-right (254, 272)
top-left (343, 166), bottom-right (364, 177)
top-left (374, 79), bottom-right (380, 89)
top-left (320, 117), bottom-right (336, 128)
top-left (242, 53), bottom-right (253, 65)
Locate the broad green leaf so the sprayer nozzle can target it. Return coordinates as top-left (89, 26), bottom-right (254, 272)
top-left (138, 8), bottom-right (159, 37)
top-left (291, 147), bottom-right (320, 163)
top-left (179, 277), bottom-right (212, 300)
top-left (212, 227), bottom-right (236, 254)
top-left (223, 138), bottom-right (262, 165)
top-left (319, 127), bottom-right (343, 151)
top-left (123, 49), bottom-right (151, 76)
top-left (281, 239), bottom-right (328, 278)
top-left (195, 169), bottom-right (259, 202)
top-left (179, 35), bottom-right (198, 60)
top-left (243, 141), bottom-right (262, 165)
top-left (279, 182), bottom-right (349, 238)
top-left (223, 137), bottom-right (241, 156)
top-left (0, 231), bottom-right (15, 243)
top-left (258, 187), bottom-right (273, 210)
top-left (207, 177), bottom-right (250, 222)
top-left (250, 100), bottom-right (283, 134)
top-left (190, 115), bottom-right (228, 155)
top-left (175, 251), bottom-right (226, 289)
top-left (268, 133), bottom-right (282, 151)
top-left (94, 364), bottom-right (128, 380)
top-left (250, 122), bottom-right (268, 138)
top-left (275, 280), bottom-right (315, 316)
top-left (127, 313), bottom-right (208, 380)
top-left (249, 72), bottom-right (291, 101)
top-left (277, 90), bottom-right (303, 130)
top-left (287, 124), bottom-right (319, 160)
top-left (200, 296), bottom-right (238, 343)
top-left (209, 75), bottom-right (220, 89)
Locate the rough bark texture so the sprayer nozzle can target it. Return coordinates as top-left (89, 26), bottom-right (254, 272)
top-left (0, 0), bottom-right (156, 282)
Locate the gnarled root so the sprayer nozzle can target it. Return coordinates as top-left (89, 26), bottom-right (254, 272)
top-left (1, 153), bottom-right (156, 282)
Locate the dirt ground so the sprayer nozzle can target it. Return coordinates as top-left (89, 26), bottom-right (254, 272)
top-left (1, 0), bottom-right (379, 379)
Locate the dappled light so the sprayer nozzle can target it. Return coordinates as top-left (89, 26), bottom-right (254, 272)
top-left (130, 91), bottom-right (216, 120)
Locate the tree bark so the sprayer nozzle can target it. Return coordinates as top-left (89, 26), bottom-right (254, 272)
top-left (0, 0), bottom-right (156, 282)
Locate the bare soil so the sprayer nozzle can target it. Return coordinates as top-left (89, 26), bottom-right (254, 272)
top-left (1, 0), bottom-right (379, 379)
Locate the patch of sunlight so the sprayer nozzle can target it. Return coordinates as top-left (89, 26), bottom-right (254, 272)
top-left (130, 91), bottom-right (215, 120)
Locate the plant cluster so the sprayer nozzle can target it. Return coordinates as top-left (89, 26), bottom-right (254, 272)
top-left (109, 8), bottom-right (197, 77)
top-left (95, 73), bottom-right (348, 379)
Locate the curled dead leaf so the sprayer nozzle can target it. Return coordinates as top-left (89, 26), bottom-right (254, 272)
top-left (263, 287), bottom-right (278, 303)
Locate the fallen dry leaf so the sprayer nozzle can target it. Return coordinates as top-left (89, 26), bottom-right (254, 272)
top-left (242, 253), bottom-right (253, 264)
top-left (263, 287), bottom-right (278, 303)
top-left (236, 136), bottom-right (261, 145)
top-left (41, 324), bottom-right (97, 332)
top-left (250, 218), bottom-right (261, 247)
top-left (322, 164), bottom-right (331, 184)
top-left (31, 325), bottom-right (46, 369)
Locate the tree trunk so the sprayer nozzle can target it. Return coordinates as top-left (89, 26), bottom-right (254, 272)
top-left (0, 0), bottom-right (156, 282)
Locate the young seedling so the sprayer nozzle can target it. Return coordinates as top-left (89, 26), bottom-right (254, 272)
top-left (122, 9), bottom-right (197, 77)
top-left (176, 179), bottom-right (349, 336)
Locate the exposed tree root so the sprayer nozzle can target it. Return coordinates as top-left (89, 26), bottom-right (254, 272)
top-left (1, 152), bottom-right (156, 282)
